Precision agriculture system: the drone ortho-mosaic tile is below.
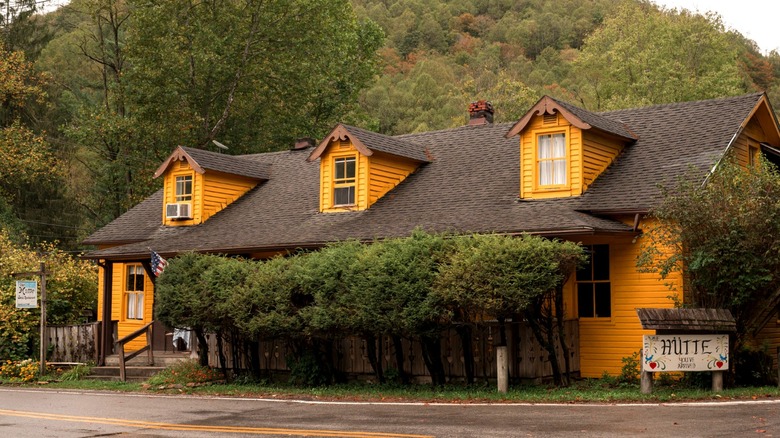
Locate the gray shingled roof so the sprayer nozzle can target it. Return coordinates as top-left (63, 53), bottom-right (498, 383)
top-left (342, 125), bottom-right (430, 162)
top-left (83, 93), bottom-right (764, 259)
top-left (578, 92), bottom-right (764, 212)
top-left (179, 146), bottom-right (271, 180)
top-left (553, 98), bottom-right (637, 140)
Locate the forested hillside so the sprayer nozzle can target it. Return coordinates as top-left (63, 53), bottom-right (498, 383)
top-left (1, 0), bottom-right (779, 250)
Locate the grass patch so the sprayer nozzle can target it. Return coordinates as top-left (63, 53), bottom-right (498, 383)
top-left (9, 362), bottom-right (780, 404)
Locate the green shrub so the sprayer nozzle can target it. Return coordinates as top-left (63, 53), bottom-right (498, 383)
top-left (619, 351), bottom-right (640, 384)
top-left (146, 360), bottom-right (221, 386)
top-left (60, 364), bottom-right (92, 381)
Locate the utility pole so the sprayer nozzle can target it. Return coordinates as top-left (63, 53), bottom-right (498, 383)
top-left (12, 262), bottom-right (49, 376)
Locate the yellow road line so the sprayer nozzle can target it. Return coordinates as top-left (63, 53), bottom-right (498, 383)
top-left (0, 408), bottom-right (433, 438)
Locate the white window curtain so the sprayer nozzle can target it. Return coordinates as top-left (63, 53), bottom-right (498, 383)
top-left (538, 133), bottom-right (566, 185)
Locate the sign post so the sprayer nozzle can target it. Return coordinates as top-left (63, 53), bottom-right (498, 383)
top-left (12, 262), bottom-right (48, 377)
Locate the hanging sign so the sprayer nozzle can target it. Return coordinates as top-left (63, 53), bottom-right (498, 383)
top-left (642, 334), bottom-right (729, 372)
top-left (15, 280), bottom-right (38, 308)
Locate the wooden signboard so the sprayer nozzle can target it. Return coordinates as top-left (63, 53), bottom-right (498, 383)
top-left (642, 334), bottom-right (729, 372)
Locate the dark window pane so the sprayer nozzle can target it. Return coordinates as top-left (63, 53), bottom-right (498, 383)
top-left (593, 245), bottom-right (610, 280)
top-left (577, 284), bottom-right (594, 318)
top-left (576, 258), bottom-right (591, 281)
top-left (135, 269), bottom-right (144, 291)
top-left (335, 159), bottom-right (345, 179)
top-left (126, 272), bottom-right (134, 291)
top-left (346, 158), bottom-right (356, 178)
top-left (595, 283), bottom-right (611, 317)
top-left (334, 186), bottom-right (354, 205)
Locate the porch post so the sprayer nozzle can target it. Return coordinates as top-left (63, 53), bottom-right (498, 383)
top-left (100, 260), bottom-right (113, 366)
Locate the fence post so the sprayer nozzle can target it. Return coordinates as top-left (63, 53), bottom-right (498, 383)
top-left (496, 346), bottom-right (508, 393)
top-left (640, 348), bottom-right (653, 394)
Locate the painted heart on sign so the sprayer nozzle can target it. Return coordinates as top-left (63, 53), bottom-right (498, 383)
top-left (649, 362), bottom-right (657, 369)
top-left (716, 361), bottom-right (724, 368)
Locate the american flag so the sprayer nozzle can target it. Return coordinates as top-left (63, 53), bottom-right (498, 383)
top-left (151, 250), bottom-right (168, 277)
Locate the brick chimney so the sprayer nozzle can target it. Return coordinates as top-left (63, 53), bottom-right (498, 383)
top-left (468, 100), bottom-right (494, 126)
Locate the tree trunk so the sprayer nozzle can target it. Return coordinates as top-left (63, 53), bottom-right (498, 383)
top-left (420, 336), bottom-right (446, 386)
top-left (364, 333), bottom-right (384, 383)
top-left (392, 335), bottom-right (409, 384)
top-left (248, 340), bottom-right (261, 378)
top-left (455, 324), bottom-right (475, 384)
top-left (195, 329), bottom-right (209, 367)
top-left (215, 330), bottom-right (229, 381)
top-left (554, 286), bottom-right (571, 386)
top-left (526, 313), bottom-right (563, 386)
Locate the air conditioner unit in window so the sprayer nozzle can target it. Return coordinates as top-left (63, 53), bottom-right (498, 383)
top-left (165, 203), bottom-right (192, 219)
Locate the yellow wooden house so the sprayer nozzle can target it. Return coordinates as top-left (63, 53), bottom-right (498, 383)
top-left (83, 92), bottom-right (780, 378)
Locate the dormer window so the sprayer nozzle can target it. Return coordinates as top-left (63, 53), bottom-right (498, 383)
top-left (537, 132), bottom-right (567, 186)
top-left (333, 156), bottom-right (356, 206)
top-left (175, 175), bottom-right (193, 202)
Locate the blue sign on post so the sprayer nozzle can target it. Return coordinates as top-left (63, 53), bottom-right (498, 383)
top-left (15, 280), bottom-right (38, 308)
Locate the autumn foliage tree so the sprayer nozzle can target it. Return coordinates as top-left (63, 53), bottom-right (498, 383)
top-left (0, 229), bottom-right (97, 361)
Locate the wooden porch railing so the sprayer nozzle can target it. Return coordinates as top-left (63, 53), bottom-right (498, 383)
top-left (115, 321), bottom-right (154, 382)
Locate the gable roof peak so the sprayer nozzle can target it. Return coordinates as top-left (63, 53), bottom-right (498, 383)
top-left (505, 95), bottom-right (638, 141)
top-left (153, 145), bottom-right (271, 180)
top-left (307, 123), bottom-right (430, 163)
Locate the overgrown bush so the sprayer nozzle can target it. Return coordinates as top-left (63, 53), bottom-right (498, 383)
top-left (287, 350), bottom-right (331, 387)
top-left (146, 360), bottom-right (222, 386)
top-left (734, 344), bottom-right (776, 386)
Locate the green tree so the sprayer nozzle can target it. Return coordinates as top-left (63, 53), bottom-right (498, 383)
top-left (155, 252), bottom-right (223, 366)
top-left (297, 241), bottom-right (372, 381)
top-left (435, 234), bottom-right (585, 386)
top-left (573, 2), bottom-right (745, 110)
top-left (639, 156), bottom-right (780, 347)
top-left (127, 0), bottom-right (383, 153)
top-left (357, 230), bottom-right (454, 386)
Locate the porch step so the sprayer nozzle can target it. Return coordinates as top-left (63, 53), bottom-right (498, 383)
top-left (87, 366), bottom-right (166, 382)
top-left (90, 351), bottom-right (193, 382)
top-left (103, 351), bottom-right (193, 367)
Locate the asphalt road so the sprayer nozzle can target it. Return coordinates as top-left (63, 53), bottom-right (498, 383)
top-left (0, 387), bottom-right (778, 437)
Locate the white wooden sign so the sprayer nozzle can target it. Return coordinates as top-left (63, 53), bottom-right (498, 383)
top-left (642, 334), bottom-right (729, 372)
top-left (15, 280), bottom-right (38, 308)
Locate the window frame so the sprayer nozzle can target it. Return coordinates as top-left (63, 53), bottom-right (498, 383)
top-left (174, 174), bottom-right (193, 203)
top-left (576, 244), bottom-right (611, 319)
top-left (534, 129), bottom-right (570, 190)
top-left (124, 264), bottom-right (145, 321)
top-left (332, 155), bottom-right (357, 207)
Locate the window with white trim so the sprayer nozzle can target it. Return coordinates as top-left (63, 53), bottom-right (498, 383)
top-left (125, 264), bottom-right (145, 320)
top-left (333, 156), bottom-right (356, 206)
top-left (537, 133), bottom-right (567, 186)
top-left (175, 175), bottom-right (193, 202)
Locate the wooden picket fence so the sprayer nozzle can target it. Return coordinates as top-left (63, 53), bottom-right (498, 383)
top-left (47, 322), bottom-right (100, 364)
top-left (205, 320), bottom-right (580, 382)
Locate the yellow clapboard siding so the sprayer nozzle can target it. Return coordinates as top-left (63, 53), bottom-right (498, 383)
top-left (162, 159), bottom-right (258, 225)
top-left (111, 263), bottom-right (155, 352)
top-left (163, 159), bottom-right (203, 226)
top-left (368, 151), bottom-right (418, 206)
top-left (570, 223), bottom-right (681, 377)
top-left (320, 141), bottom-right (419, 211)
top-left (201, 171), bottom-right (256, 221)
top-left (582, 131), bottom-right (624, 190)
